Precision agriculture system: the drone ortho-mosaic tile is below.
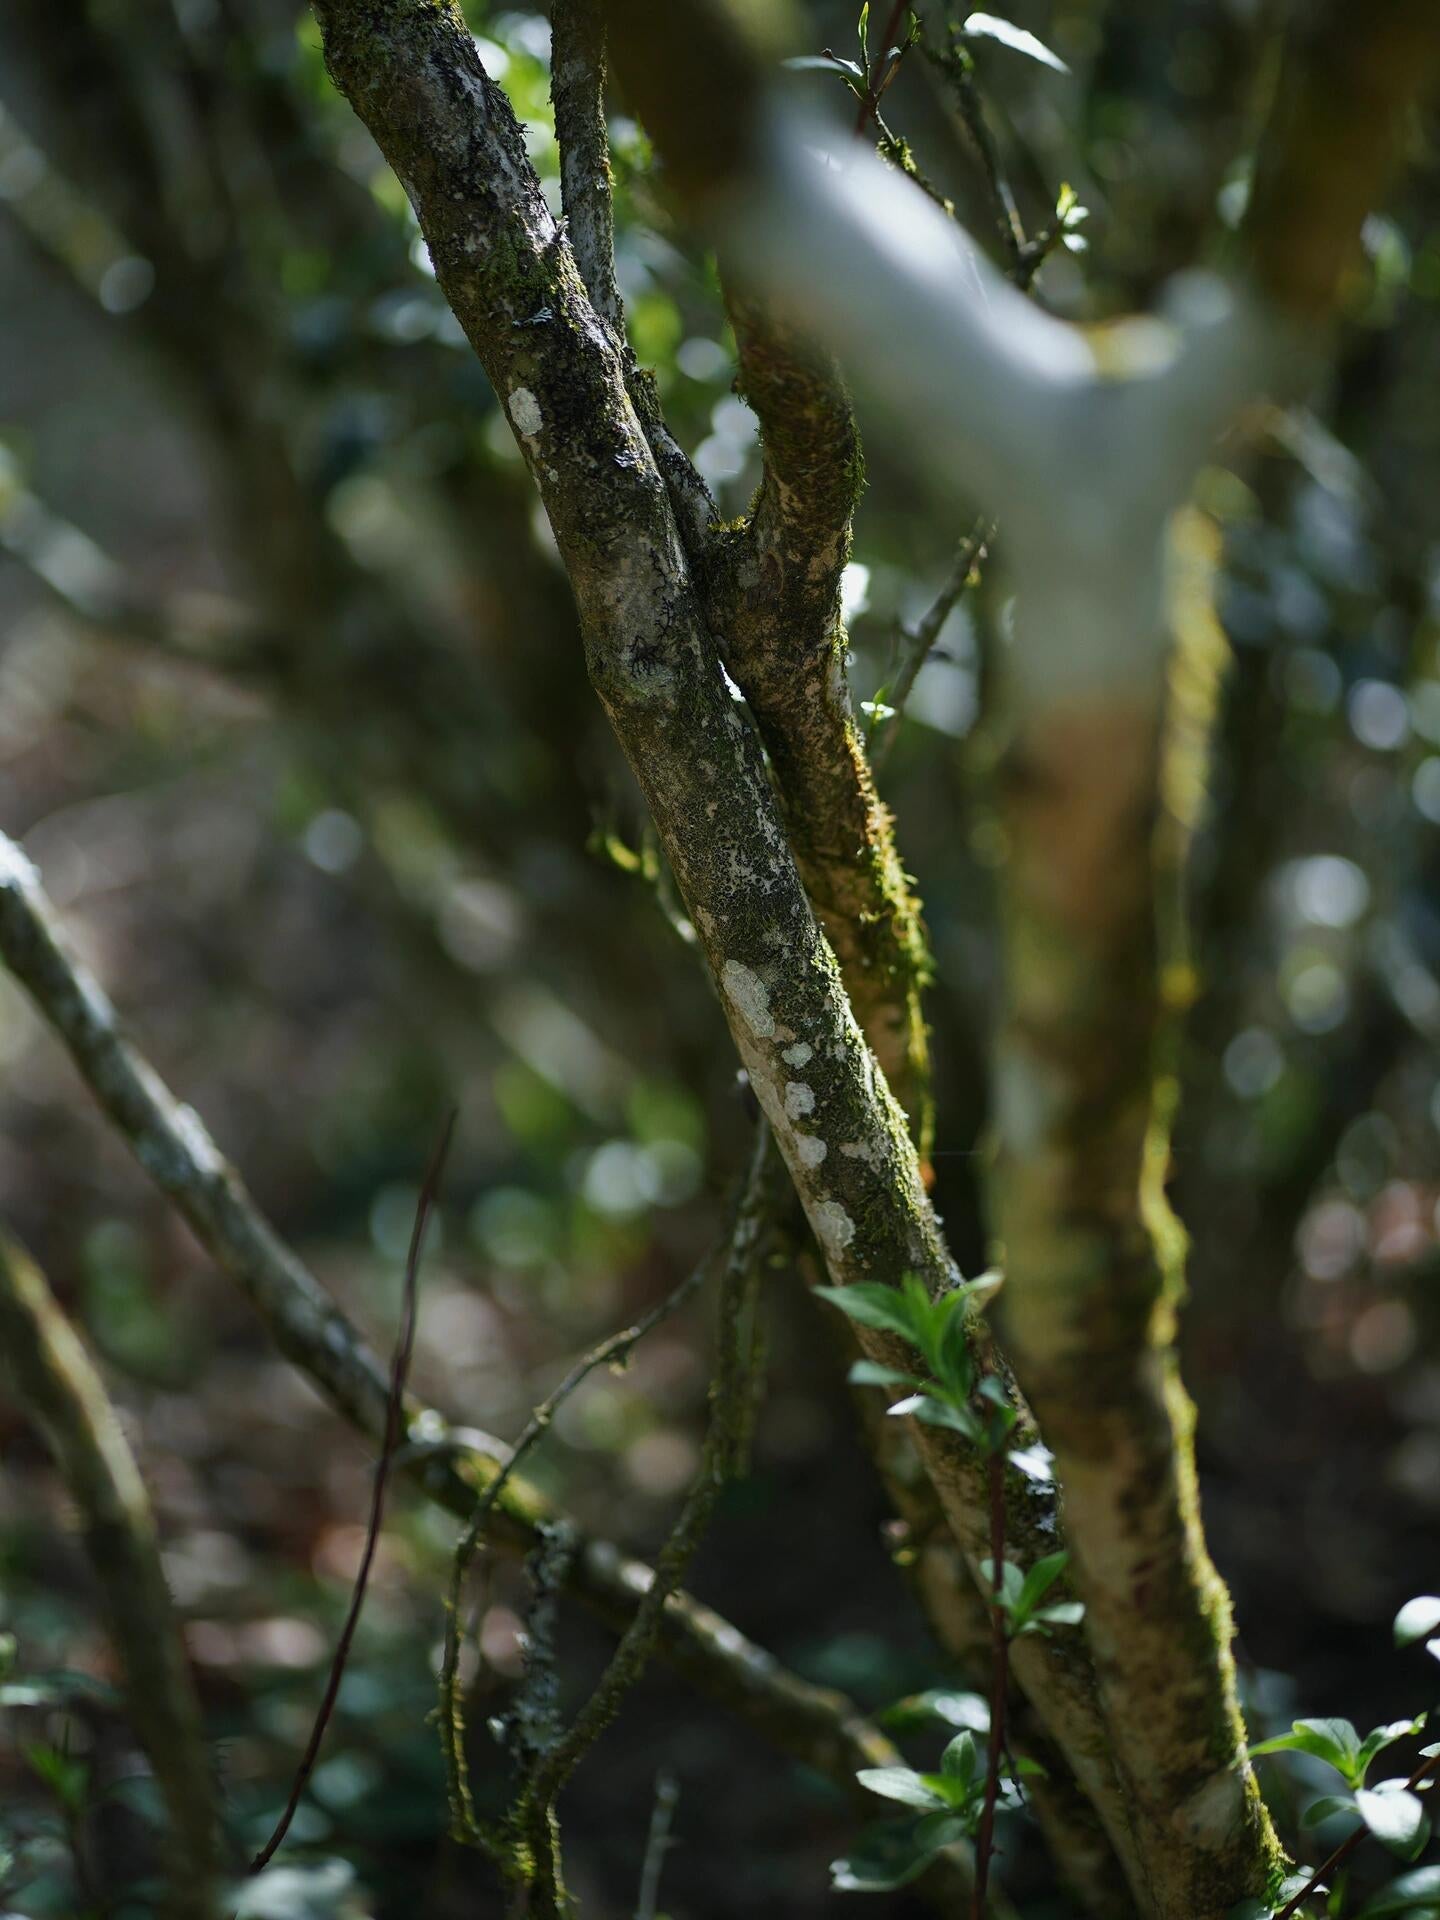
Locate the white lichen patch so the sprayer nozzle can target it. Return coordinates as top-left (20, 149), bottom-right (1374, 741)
top-left (840, 1139), bottom-right (880, 1168)
top-left (782, 1041), bottom-right (813, 1067)
top-left (784, 1081), bottom-right (815, 1121)
top-left (795, 1135), bottom-right (827, 1169)
top-left (508, 386), bottom-right (543, 437)
top-left (722, 960), bottom-right (774, 1038)
top-left (813, 1199), bottom-right (855, 1257)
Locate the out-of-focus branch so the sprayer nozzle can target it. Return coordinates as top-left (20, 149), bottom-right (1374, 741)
top-left (1241, 0), bottom-right (1440, 324)
top-left (0, 831), bottom-right (908, 1804)
top-left (0, 464), bottom-right (270, 669)
top-left (0, 1229), bottom-right (219, 1920)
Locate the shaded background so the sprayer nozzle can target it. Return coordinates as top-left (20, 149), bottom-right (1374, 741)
top-left (0, 1), bottom-right (1437, 1913)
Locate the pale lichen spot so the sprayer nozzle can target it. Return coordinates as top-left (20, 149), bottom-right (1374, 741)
top-left (784, 1081), bottom-right (815, 1121)
top-left (508, 386), bottom-right (543, 437)
top-left (840, 1139), bottom-right (879, 1168)
top-left (782, 1041), bottom-right (813, 1068)
top-left (813, 1199), bottom-right (855, 1258)
top-left (722, 959), bottom-right (774, 1039)
top-left (795, 1135), bottom-right (827, 1169)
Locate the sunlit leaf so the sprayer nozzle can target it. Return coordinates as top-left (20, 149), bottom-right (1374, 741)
top-left (1356, 1786), bottom-right (1429, 1858)
top-left (961, 12), bottom-right (1068, 72)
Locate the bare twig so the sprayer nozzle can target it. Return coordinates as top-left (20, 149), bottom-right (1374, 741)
top-left (0, 829), bottom-right (907, 1805)
top-left (250, 1108), bottom-right (456, 1872)
top-left (509, 1121), bottom-right (777, 1912)
top-left (872, 515), bottom-right (990, 769)
top-left (635, 1770), bottom-right (679, 1920)
top-left (0, 1229), bottom-right (219, 1920)
top-left (439, 1199), bottom-right (721, 1846)
top-left (972, 1451), bottom-right (1008, 1920)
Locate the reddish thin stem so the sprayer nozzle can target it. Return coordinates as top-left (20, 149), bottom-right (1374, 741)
top-left (1274, 1746), bottom-right (1440, 1920)
top-left (972, 1450), bottom-right (1007, 1919)
top-left (249, 1108), bottom-right (457, 1873)
top-left (855, 0), bottom-right (910, 136)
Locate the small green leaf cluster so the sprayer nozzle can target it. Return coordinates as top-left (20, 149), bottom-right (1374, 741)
top-left (976, 1551), bottom-right (1085, 1639)
top-left (1241, 1596), bottom-right (1440, 1913)
top-left (1251, 1715), bottom-right (1430, 1858)
top-left (832, 1725), bottom-right (1043, 1893)
top-left (815, 1270), bottom-right (1026, 1455)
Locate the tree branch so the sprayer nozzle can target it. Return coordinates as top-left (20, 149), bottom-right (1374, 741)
top-left (711, 286), bottom-right (935, 1152)
top-left (550, 0), bottom-right (622, 337)
top-left (307, 0), bottom-right (1144, 1890)
top-left (0, 829), bottom-right (909, 1806)
top-left (0, 1228), bottom-right (219, 1920)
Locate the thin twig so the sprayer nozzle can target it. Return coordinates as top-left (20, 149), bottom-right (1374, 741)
top-left (510, 1121), bottom-right (777, 1911)
top-left (1274, 1746), bottom-right (1440, 1920)
top-left (872, 516), bottom-right (990, 769)
top-left (250, 1108), bottom-right (456, 1872)
top-left (0, 832), bottom-right (906, 1807)
top-left (635, 1771), bottom-right (679, 1920)
top-left (972, 1451), bottom-right (1008, 1920)
top-left (856, 2), bottom-right (912, 136)
top-left (439, 1179), bottom-right (729, 1845)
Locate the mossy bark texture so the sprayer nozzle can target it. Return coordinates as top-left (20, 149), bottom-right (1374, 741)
top-left (309, 0), bottom-right (1148, 1897)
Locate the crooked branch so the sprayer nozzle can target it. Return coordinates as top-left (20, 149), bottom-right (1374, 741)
top-left (0, 829), bottom-right (905, 1804)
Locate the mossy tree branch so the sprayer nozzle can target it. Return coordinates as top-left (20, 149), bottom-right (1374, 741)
top-left (305, 0), bottom-right (1172, 1896)
top-left (0, 1229), bottom-right (219, 1920)
top-left (0, 828), bottom-right (925, 1803)
top-left (713, 288), bottom-right (935, 1152)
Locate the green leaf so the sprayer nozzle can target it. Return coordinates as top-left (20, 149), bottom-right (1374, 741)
top-left (978, 1558), bottom-right (1027, 1610)
top-left (879, 1689), bottom-right (989, 1734)
top-left (1027, 1600), bottom-right (1085, 1632)
top-left (1301, 1793), bottom-right (1358, 1829)
top-left (858, 1), bottom-right (871, 62)
top-left (25, 1743), bottom-right (88, 1812)
top-left (784, 53), bottom-right (867, 78)
top-left (848, 1359), bottom-right (922, 1391)
top-left (0, 1633), bottom-right (16, 1680)
top-left (1358, 1719), bottom-right (1427, 1784)
top-left (912, 1809), bottom-right (973, 1850)
top-left (856, 1767), bottom-right (946, 1810)
top-left (1356, 1786), bottom-right (1429, 1858)
top-left (1250, 1718), bottom-right (1364, 1786)
top-left (941, 1732), bottom-right (977, 1784)
top-left (935, 1298), bottom-right (974, 1400)
top-left (815, 1284), bottom-right (922, 1344)
top-left (918, 1770), bottom-right (976, 1810)
top-left (1358, 1865), bottom-right (1440, 1916)
top-left (830, 1816), bottom-right (948, 1893)
top-left (890, 1393), bottom-right (984, 1443)
top-left (961, 12), bottom-right (1069, 73)
top-left (1017, 1550), bottom-right (1070, 1617)
top-left (1396, 1599), bottom-right (1440, 1650)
